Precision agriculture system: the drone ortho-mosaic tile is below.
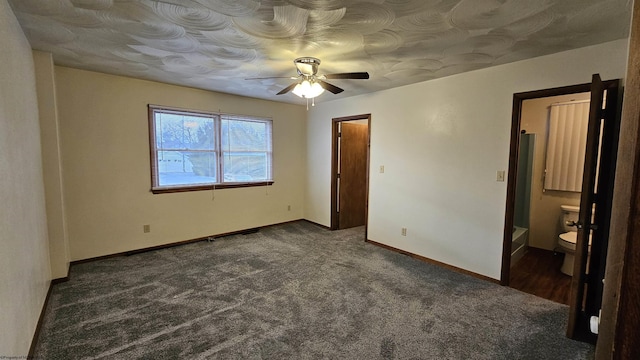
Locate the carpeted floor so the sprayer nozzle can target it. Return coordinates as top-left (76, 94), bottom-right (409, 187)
top-left (33, 221), bottom-right (594, 359)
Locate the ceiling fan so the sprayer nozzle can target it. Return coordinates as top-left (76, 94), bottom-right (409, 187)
top-left (248, 57), bottom-right (369, 101)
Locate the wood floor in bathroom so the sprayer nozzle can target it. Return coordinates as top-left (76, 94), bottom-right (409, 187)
top-left (510, 247), bottom-right (572, 305)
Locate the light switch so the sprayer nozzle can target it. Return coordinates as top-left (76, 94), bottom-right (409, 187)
top-left (497, 170), bottom-right (505, 182)
top-left (380, 165), bottom-right (385, 173)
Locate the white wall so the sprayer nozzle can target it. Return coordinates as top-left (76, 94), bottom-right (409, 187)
top-left (305, 39), bottom-right (629, 279)
top-left (0, 0), bottom-right (51, 355)
top-left (54, 68), bottom-right (307, 261)
top-left (33, 50), bottom-right (70, 279)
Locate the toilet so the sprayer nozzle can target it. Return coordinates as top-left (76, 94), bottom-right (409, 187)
top-left (557, 205), bottom-right (592, 276)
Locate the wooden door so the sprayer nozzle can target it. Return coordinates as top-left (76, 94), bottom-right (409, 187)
top-left (567, 74), bottom-right (622, 340)
top-left (596, 3), bottom-right (640, 354)
top-left (337, 122), bottom-right (368, 229)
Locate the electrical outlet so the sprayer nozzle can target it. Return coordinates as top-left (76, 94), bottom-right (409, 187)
top-left (401, 228), bottom-right (407, 236)
top-left (143, 224), bottom-right (150, 233)
top-left (287, 205), bottom-right (291, 211)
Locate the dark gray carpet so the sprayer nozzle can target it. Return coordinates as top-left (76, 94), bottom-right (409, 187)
top-left (34, 221), bottom-right (594, 359)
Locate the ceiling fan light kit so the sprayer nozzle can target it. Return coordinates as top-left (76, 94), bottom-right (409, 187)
top-left (292, 80), bottom-right (324, 99)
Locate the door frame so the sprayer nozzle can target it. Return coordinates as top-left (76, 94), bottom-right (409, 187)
top-left (500, 81), bottom-right (618, 285)
top-left (330, 114), bottom-right (371, 237)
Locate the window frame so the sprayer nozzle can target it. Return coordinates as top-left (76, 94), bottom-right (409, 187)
top-left (148, 105), bottom-right (274, 194)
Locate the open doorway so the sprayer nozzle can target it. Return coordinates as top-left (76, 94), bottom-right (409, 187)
top-left (330, 114), bottom-right (371, 234)
top-left (509, 91), bottom-right (591, 305)
top-left (502, 78), bottom-right (622, 342)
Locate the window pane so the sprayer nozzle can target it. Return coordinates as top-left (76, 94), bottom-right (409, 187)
top-left (150, 106), bottom-right (273, 191)
top-left (221, 119), bottom-right (268, 151)
top-left (157, 150), bottom-right (216, 186)
top-left (223, 152), bottom-right (268, 182)
top-left (156, 112), bottom-right (214, 150)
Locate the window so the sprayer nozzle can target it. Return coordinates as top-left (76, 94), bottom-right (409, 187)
top-left (149, 105), bottom-right (273, 193)
top-left (544, 100), bottom-right (590, 192)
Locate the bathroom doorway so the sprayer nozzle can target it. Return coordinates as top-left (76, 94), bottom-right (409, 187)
top-left (509, 92), bottom-right (591, 305)
top-left (501, 75), bottom-right (623, 342)
top-left (330, 114), bottom-right (371, 233)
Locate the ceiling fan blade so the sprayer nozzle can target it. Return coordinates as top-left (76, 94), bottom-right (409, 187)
top-left (276, 82), bottom-right (298, 95)
top-left (245, 76), bottom-right (297, 80)
top-left (318, 80), bottom-right (344, 94)
top-left (323, 72), bottom-right (370, 80)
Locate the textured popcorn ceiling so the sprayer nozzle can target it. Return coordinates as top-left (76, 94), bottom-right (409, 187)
top-left (9, 0), bottom-right (632, 104)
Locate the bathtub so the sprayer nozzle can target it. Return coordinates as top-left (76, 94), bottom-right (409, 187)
top-left (511, 226), bottom-right (529, 266)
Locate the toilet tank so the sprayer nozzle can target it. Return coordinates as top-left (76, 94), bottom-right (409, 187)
top-left (561, 205), bottom-right (580, 232)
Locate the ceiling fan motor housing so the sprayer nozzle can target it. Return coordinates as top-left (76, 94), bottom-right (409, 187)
top-left (295, 57), bottom-right (321, 76)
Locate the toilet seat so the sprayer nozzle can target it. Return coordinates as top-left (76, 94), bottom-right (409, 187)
top-left (558, 232), bottom-right (592, 250)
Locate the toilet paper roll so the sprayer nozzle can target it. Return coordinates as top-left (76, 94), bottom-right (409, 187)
top-left (590, 316), bottom-right (599, 335)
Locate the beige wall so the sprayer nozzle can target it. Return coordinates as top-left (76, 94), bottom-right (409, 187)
top-left (54, 67), bottom-right (307, 261)
top-left (0, 0), bottom-right (51, 355)
top-left (305, 39), bottom-right (629, 280)
top-left (520, 93), bottom-right (590, 250)
top-left (33, 50), bottom-right (70, 279)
